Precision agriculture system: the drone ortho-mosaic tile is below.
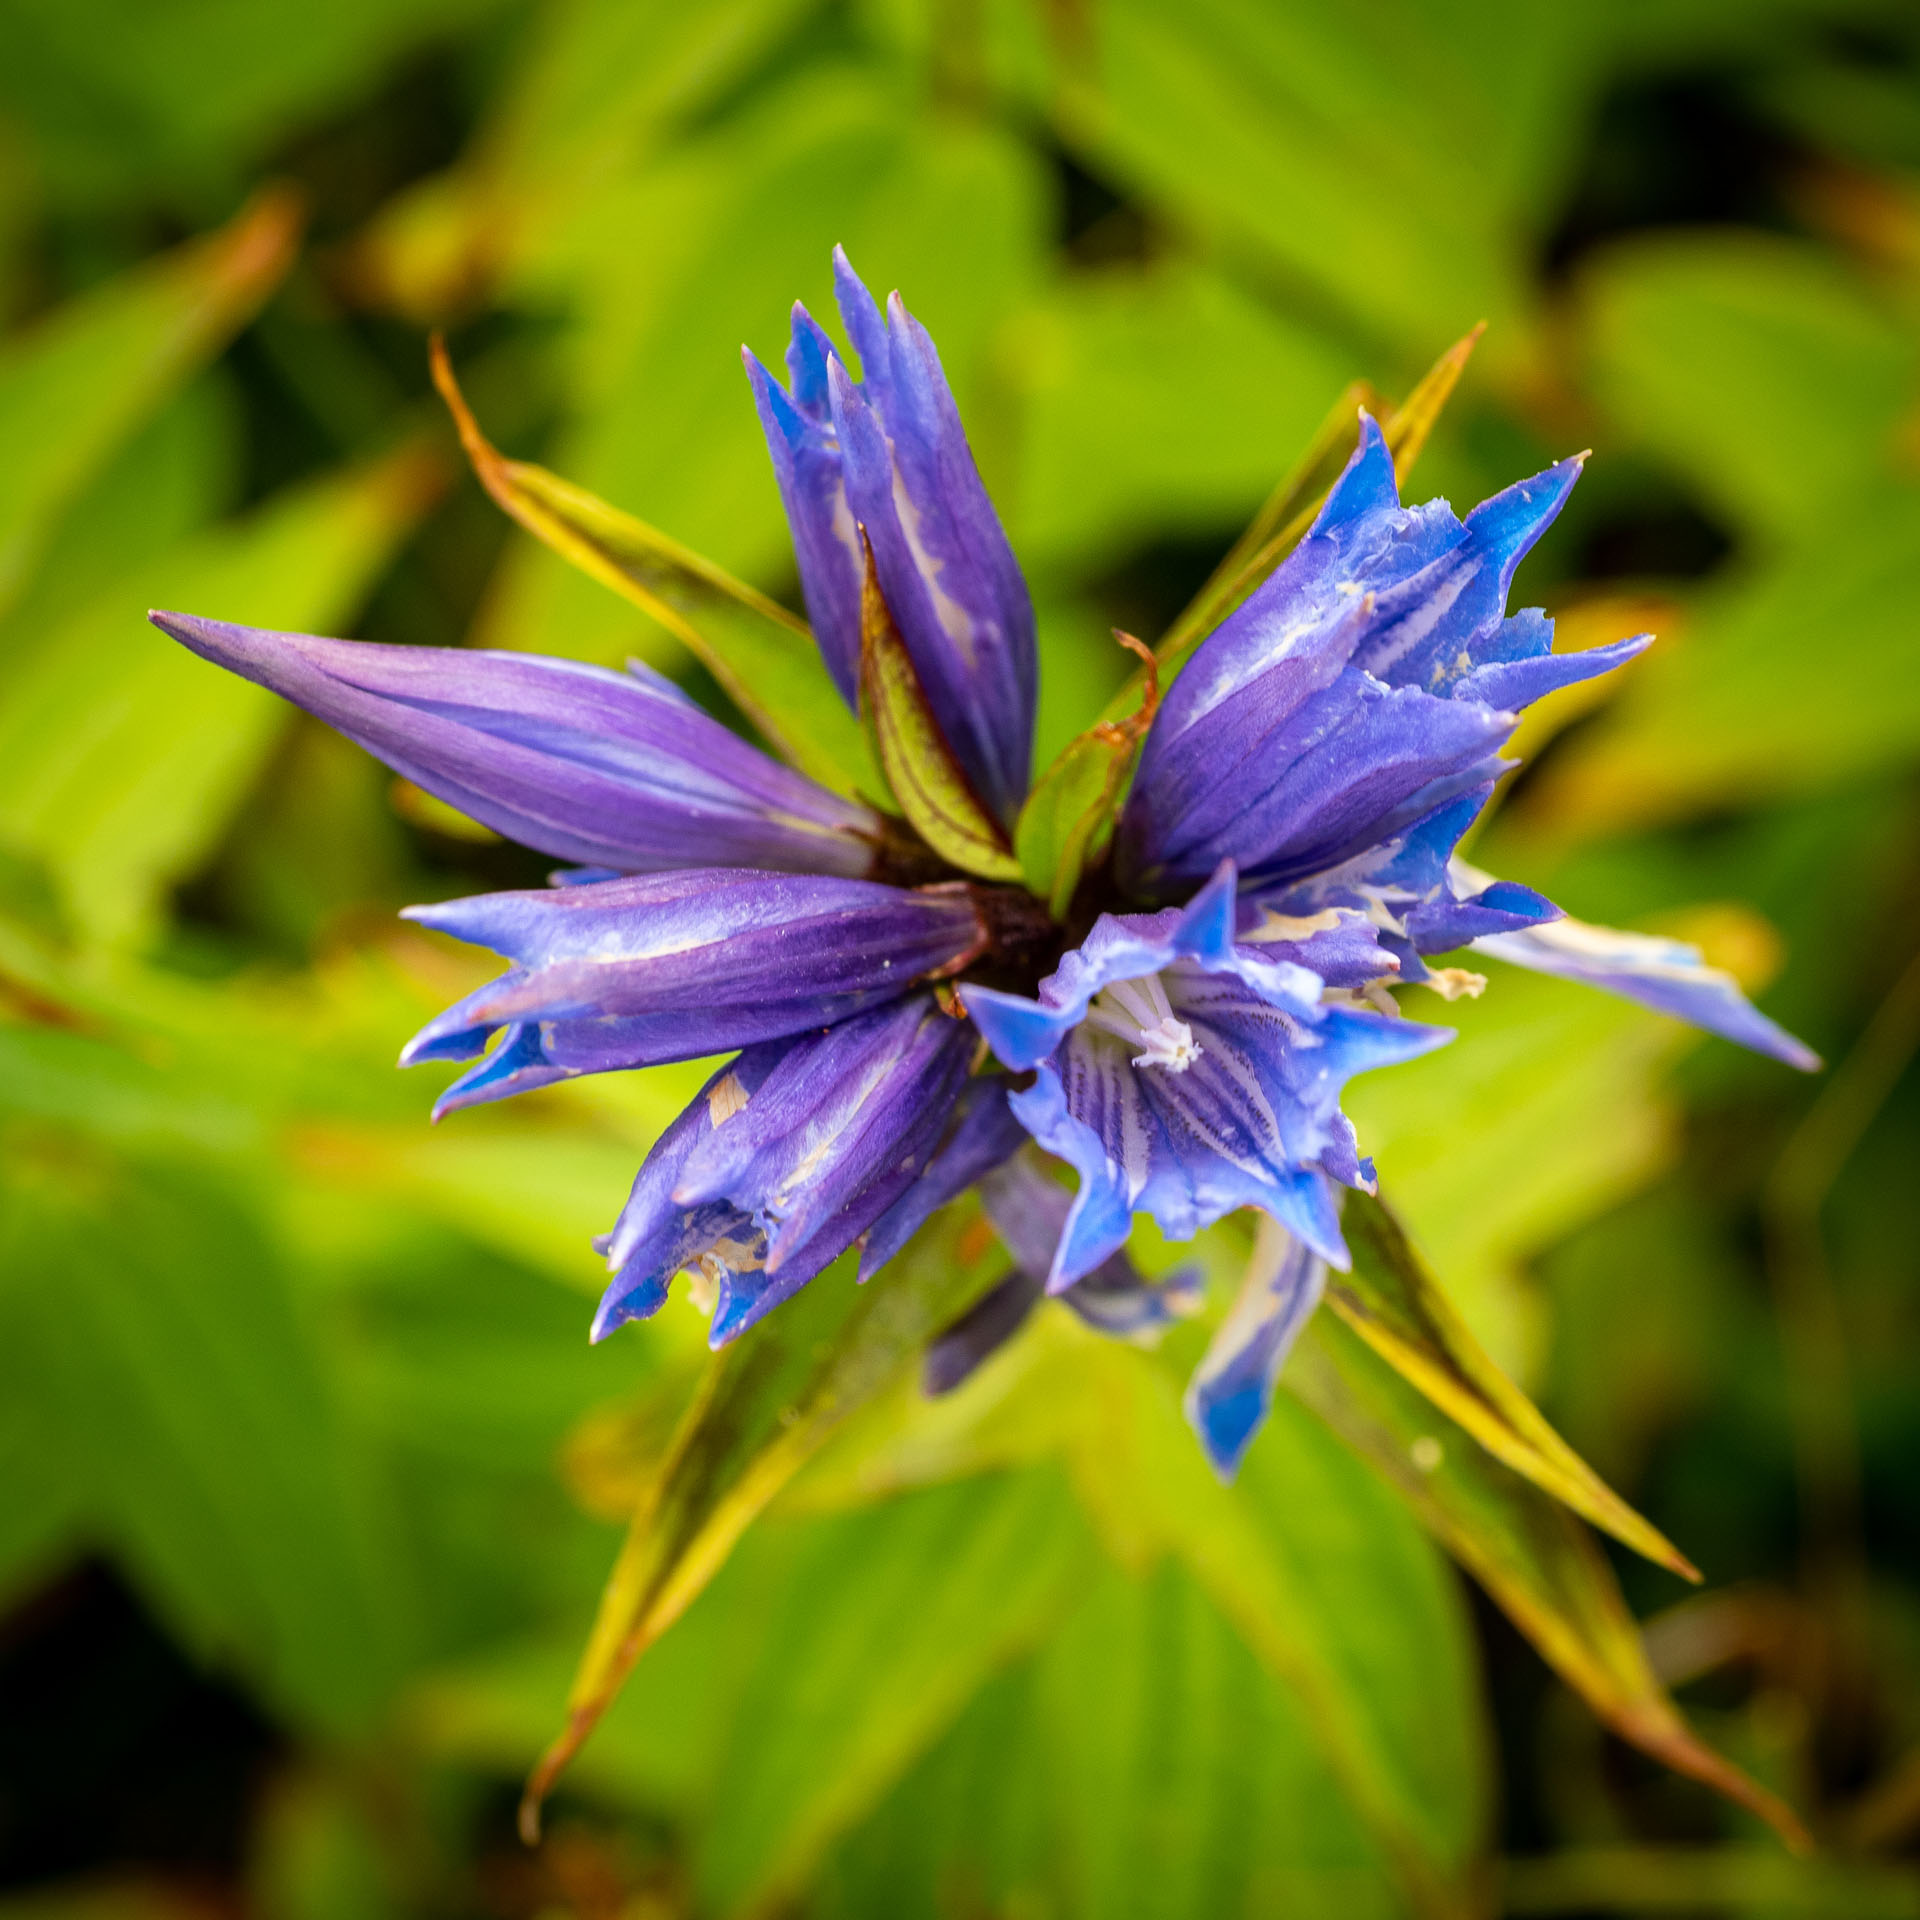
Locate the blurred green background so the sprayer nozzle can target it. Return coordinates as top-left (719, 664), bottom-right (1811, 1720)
top-left (2, 0), bottom-right (1919, 1915)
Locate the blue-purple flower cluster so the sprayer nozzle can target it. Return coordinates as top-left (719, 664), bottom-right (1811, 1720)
top-left (153, 251), bottom-right (1816, 1476)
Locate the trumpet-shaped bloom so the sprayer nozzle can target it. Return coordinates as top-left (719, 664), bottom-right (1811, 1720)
top-left (964, 865), bottom-right (1449, 1285)
top-left (150, 612), bottom-right (882, 877)
top-left (152, 251), bottom-right (1818, 1480)
top-left (1116, 416), bottom-right (1647, 899)
top-left (595, 996), bottom-right (976, 1347)
top-left (397, 868), bottom-right (986, 1113)
top-left (745, 248), bottom-right (1037, 823)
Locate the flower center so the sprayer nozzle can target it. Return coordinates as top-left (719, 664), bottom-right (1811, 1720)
top-left (1086, 972), bottom-right (1202, 1072)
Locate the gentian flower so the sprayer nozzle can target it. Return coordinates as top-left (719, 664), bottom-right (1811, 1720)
top-left (152, 251), bottom-right (1816, 1481)
top-left (745, 246), bottom-right (1036, 825)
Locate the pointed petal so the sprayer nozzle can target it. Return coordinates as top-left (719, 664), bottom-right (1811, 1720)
top-left (1062, 1262), bottom-right (1204, 1340)
top-left (1185, 1224), bottom-right (1327, 1478)
top-left (978, 1152), bottom-right (1199, 1340)
top-left (1245, 786), bottom-right (1558, 972)
top-left (1121, 433), bottom-right (1598, 891)
top-left (1234, 902), bottom-right (1398, 989)
top-left (784, 302), bottom-right (838, 418)
top-left (592, 1050), bottom-right (788, 1340)
top-left (1000, 972), bottom-right (1438, 1286)
top-left (1454, 631), bottom-right (1651, 713)
top-left (430, 1022), bottom-right (570, 1118)
top-left (1475, 915), bottom-right (1821, 1071)
top-left (1006, 1058), bottom-right (1143, 1288)
top-left (151, 612), bottom-right (878, 875)
top-left (1120, 411), bottom-right (1466, 888)
top-left (1352, 453), bottom-right (1585, 691)
top-left (831, 244), bottom-right (892, 395)
top-left (963, 861), bottom-right (1319, 1074)
top-left (742, 346), bottom-right (863, 704)
top-left (1147, 670), bottom-right (1518, 891)
top-left (1313, 410), bottom-right (1400, 524)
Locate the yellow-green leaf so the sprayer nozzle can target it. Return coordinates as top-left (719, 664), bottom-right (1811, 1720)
top-left (806, 1301), bottom-right (1486, 1913)
top-left (520, 1216), bottom-right (1004, 1840)
top-left (1014, 630), bottom-right (1159, 915)
top-left (1286, 1307), bottom-right (1811, 1854)
top-left (857, 536), bottom-right (1024, 885)
top-left (1068, 1341), bottom-right (1485, 1915)
top-left (1334, 1192), bottom-right (1700, 1582)
top-left (0, 187), bottom-right (301, 622)
top-left (0, 447), bottom-right (438, 947)
top-left (1502, 1845), bottom-right (1920, 1917)
top-left (429, 339), bottom-right (878, 802)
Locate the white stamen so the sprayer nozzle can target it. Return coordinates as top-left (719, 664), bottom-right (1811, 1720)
top-left (1088, 973), bottom-right (1203, 1072)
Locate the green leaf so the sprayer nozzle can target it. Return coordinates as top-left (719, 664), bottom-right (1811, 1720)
top-left (1000, 265), bottom-right (1355, 574)
top-left (1334, 1192), bottom-right (1700, 1581)
top-left (1031, 1559), bottom-right (1406, 1920)
top-left (815, 1661), bottom-right (1059, 1920)
top-left (1580, 232), bottom-right (1915, 544)
top-left (1285, 1308), bottom-right (1811, 1853)
top-left (350, 0), bottom-right (823, 320)
top-left (1521, 483), bottom-right (1920, 838)
top-left (1035, 0), bottom-right (1584, 362)
top-left (857, 534), bottom-right (1025, 883)
top-left (288, 1105), bottom-right (694, 1296)
top-left (1345, 961), bottom-right (1682, 1357)
top-left (0, 448), bottom-right (437, 946)
top-left (1014, 631), bottom-right (1158, 914)
top-left (696, 1471), bottom-right (1096, 1914)
top-left (793, 1267), bottom-right (1487, 1899)
top-left (1500, 1844), bottom-right (1920, 1917)
top-left (1067, 1337), bottom-right (1488, 1915)
top-left (828, 1555), bottom-right (1406, 1920)
top-left (0, 0), bottom-right (510, 208)
top-left (520, 1212), bottom-right (1006, 1837)
top-left (0, 187), bottom-right (298, 621)
top-left (430, 338), bottom-right (880, 802)
top-left (0, 1153), bottom-right (403, 1734)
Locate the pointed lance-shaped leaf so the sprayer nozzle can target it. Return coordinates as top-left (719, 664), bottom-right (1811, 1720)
top-left (1014, 631), bottom-right (1161, 917)
top-left (428, 337), bottom-right (879, 801)
top-left (1286, 1308), bottom-right (1811, 1853)
top-left (1334, 1192), bottom-right (1700, 1581)
top-left (857, 533), bottom-right (1025, 885)
top-left (519, 1213), bottom-right (1004, 1842)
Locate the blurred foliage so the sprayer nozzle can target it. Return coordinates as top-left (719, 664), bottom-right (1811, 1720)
top-left (1, 0), bottom-right (1919, 1916)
